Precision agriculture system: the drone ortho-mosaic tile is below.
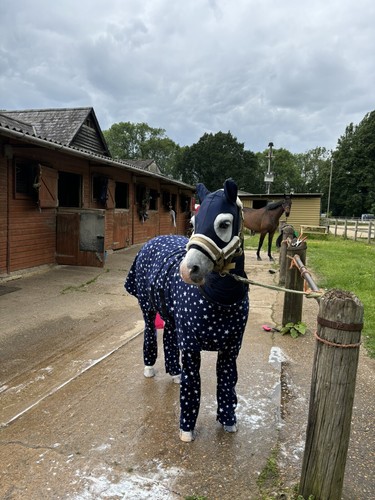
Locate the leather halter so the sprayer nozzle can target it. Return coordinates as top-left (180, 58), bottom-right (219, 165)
top-left (186, 205), bottom-right (244, 274)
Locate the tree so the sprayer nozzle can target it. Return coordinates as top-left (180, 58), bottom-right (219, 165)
top-left (256, 148), bottom-right (301, 194)
top-left (103, 122), bottom-right (180, 174)
top-left (173, 131), bottom-right (259, 192)
top-left (294, 147), bottom-right (330, 194)
top-left (331, 111), bottom-right (375, 216)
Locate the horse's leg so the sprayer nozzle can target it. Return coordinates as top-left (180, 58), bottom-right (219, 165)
top-left (216, 346), bottom-right (240, 431)
top-left (143, 310), bottom-right (157, 377)
top-left (163, 320), bottom-right (181, 383)
top-left (179, 349), bottom-right (201, 442)
top-left (268, 230), bottom-right (276, 261)
top-left (257, 233), bottom-right (266, 260)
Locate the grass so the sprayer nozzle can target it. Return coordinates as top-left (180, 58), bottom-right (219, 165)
top-left (243, 233), bottom-right (375, 357)
top-left (61, 273), bottom-right (101, 294)
top-left (256, 446), bottom-right (282, 496)
top-left (306, 236), bottom-right (375, 358)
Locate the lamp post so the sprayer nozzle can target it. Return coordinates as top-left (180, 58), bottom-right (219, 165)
top-left (264, 142), bottom-right (274, 194)
top-left (327, 157), bottom-right (333, 216)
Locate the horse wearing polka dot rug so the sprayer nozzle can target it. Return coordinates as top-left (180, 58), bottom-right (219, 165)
top-left (125, 179), bottom-right (249, 442)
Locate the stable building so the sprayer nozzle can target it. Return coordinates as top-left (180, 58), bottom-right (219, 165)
top-left (0, 107), bottom-right (194, 275)
top-left (239, 192), bottom-right (322, 235)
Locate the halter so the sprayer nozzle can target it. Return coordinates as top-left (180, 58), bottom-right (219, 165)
top-left (186, 200), bottom-right (244, 274)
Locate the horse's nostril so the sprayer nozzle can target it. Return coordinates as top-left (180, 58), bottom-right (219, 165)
top-left (191, 265), bottom-right (200, 275)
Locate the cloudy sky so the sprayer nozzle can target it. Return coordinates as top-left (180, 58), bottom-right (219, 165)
top-left (1, 0), bottom-right (374, 153)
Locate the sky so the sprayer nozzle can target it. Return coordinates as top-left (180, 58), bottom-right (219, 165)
top-left (1, 0), bottom-right (374, 154)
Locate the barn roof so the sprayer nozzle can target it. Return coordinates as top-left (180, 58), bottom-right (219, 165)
top-left (0, 108), bottom-right (194, 190)
top-left (0, 107), bottom-right (111, 157)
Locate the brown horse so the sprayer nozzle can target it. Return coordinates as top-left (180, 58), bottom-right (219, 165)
top-left (243, 196), bottom-right (292, 261)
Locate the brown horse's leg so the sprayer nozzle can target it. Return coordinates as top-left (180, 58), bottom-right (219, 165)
top-left (268, 231), bottom-right (276, 261)
top-left (257, 233), bottom-right (266, 260)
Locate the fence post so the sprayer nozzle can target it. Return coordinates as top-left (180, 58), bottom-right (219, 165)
top-left (278, 224), bottom-right (295, 286)
top-left (354, 219), bottom-right (358, 241)
top-left (299, 289), bottom-right (363, 500)
top-left (282, 241), bottom-right (307, 325)
top-left (344, 219), bottom-right (348, 239)
top-left (368, 221), bottom-right (373, 244)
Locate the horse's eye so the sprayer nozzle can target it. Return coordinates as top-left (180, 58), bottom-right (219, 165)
top-left (219, 221), bottom-right (231, 229)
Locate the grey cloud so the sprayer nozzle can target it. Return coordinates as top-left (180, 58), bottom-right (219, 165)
top-left (1, 0), bottom-right (375, 153)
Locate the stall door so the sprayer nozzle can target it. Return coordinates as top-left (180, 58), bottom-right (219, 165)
top-left (79, 211), bottom-right (105, 266)
top-left (56, 210), bottom-right (105, 267)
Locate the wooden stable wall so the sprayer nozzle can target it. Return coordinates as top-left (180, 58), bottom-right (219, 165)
top-left (0, 154), bottom-right (57, 274)
top-left (0, 156), bottom-right (9, 273)
top-left (0, 136), bottom-right (193, 275)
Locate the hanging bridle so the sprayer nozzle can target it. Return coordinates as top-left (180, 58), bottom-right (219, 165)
top-left (186, 201), bottom-right (244, 274)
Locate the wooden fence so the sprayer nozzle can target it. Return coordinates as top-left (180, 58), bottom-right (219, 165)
top-left (324, 218), bottom-right (375, 243)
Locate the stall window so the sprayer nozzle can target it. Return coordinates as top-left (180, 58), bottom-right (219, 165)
top-left (14, 159), bottom-right (38, 200)
top-left (149, 189), bottom-right (158, 210)
top-left (135, 184), bottom-right (147, 206)
top-left (115, 182), bottom-right (129, 209)
top-left (58, 171), bottom-right (82, 207)
top-left (180, 194), bottom-right (191, 212)
top-left (171, 194), bottom-right (177, 211)
top-left (162, 191), bottom-right (170, 210)
top-left (92, 175), bottom-right (108, 205)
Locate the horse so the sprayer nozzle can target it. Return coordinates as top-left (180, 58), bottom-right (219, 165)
top-left (125, 179), bottom-right (249, 442)
top-left (243, 195), bottom-right (292, 261)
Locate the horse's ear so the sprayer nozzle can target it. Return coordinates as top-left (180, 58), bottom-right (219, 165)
top-left (224, 178), bottom-right (238, 203)
top-left (196, 183), bottom-right (210, 203)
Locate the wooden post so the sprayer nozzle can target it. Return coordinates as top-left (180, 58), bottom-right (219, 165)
top-left (278, 224), bottom-right (295, 286)
top-left (282, 241), bottom-right (306, 325)
top-left (354, 219), bottom-right (358, 241)
top-left (299, 289), bottom-right (363, 500)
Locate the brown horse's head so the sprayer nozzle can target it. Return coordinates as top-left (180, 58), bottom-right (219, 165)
top-left (282, 195), bottom-right (292, 218)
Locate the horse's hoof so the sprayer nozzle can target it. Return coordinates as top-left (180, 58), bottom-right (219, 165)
top-left (257, 256), bottom-right (262, 261)
top-left (179, 429), bottom-right (195, 442)
top-left (223, 423), bottom-right (238, 433)
top-left (144, 366), bottom-right (155, 378)
top-left (172, 374), bottom-right (181, 384)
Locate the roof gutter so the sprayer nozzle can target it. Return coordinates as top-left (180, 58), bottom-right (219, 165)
top-left (0, 126), bottom-right (194, 190)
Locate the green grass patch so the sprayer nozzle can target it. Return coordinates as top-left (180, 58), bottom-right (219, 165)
top-left (257, 446), bottom-right (282, 497)
top-left (307, 236), bottom-right (375, 358)
top-left (61, 273), bottom-right (101, 294)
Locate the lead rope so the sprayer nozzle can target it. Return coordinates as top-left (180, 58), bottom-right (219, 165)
top-left (228, 272), bottom-right (324, 300)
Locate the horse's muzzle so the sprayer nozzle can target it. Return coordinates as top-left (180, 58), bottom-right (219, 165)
top-left (179, 248), bottom-right (214, 285)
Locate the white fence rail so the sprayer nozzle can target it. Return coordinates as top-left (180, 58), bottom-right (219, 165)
top-left (323, 218), bottom-right (375, 243)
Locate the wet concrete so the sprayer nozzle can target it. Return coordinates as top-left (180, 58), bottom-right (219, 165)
top-left (0, 245), bottom-right (374, 499)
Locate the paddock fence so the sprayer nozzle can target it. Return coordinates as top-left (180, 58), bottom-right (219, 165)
top-left (322, 218), bottom-right (375, 243)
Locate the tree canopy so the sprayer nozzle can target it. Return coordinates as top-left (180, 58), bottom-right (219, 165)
top-left (103, 110), bottom-right (375, 217)
top-left (171, 131), bottom-right (258, 192)
top-left (103, 122), bottom-right (181, 174)
top-left (331, 112), bottom-right (375, 216)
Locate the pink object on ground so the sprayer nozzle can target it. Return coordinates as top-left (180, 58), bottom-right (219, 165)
top-left (155, 313), bottom-right (165, 329)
